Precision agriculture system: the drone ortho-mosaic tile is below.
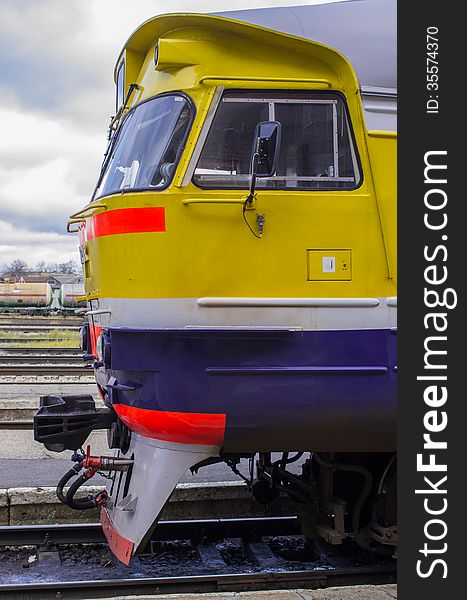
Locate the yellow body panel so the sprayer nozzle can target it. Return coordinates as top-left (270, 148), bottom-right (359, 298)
top-left (77, 14), bottom-right (396, 303)
top-left (366, 131), bottom-right (397, 277)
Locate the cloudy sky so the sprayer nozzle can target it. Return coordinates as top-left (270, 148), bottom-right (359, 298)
top-left (0, 0), bottom-right (324, 271)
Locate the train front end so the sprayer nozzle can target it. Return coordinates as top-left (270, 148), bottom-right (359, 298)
top-left (35, 8), bottom-right (397, 563)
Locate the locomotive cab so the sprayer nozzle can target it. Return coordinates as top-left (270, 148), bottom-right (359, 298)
top-left (36, 4), bottom-right (397, 564)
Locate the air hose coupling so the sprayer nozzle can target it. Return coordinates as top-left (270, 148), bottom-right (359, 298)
top-left (56, 445), bottom-right (132, 511)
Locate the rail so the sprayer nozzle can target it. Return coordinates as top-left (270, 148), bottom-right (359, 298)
top-left (0, 356), bottom-right (84, 365)
top-left (0, 325), bottom-right (80, 331)
top-left (0, 518), bottom-right (396, 598)
top-left (0, 568), bottom-right (397, 598)
top-left (0, 347), bottom-right (81, 355)
top-left (0, 421), bottom-right (35, 430)
top-left (0, 338), bottom-right (77, 345)
top-left (0, 317), bottom-right (81, 325)
top-left (0, 517), bottom-right (299, 546)
top-left (0, 365), bottom-right (90, 376)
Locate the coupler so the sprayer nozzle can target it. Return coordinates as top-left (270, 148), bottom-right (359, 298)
top-left (33, 394), bottom-right (133, 511)
top-left (34, 394), bottom-right (116, 452)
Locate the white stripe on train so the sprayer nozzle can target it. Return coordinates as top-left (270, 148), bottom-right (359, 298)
top-left (86, 296), bottom-right (397, 331)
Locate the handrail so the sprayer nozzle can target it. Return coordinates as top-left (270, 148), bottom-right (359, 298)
top-left (85, 309), bottom-right (112, 316)
top-left (67, 203), bottom-right (107, 233)
top-left (199, 76), bottom-right (332, 88)
top-left (197, 297), bottom-right (381, 308)
top-left (67, 221), bottom-right (83, 234)
top-left (69, 203), bottom-right (108, 221)
top-left (77, 291), bottom-right (99, 302)
top-left (182, 197), bottom-right (253, 206)
top-left (367, 130), bottom-right (397, 139)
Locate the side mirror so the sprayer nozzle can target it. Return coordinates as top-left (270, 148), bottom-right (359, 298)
top-left (251, 121), bottom-right (281, 178)
top-left (246, 121), bottom-right (281, 204)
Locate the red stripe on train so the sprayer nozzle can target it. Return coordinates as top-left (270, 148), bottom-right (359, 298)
top-left (113, 404), bottom-right (226, 446)
top-left (78, 223), bottom-right (86, 245)
top-left (84, 207), bottom-right (165, 241)
top-left (89, 324), bottom-right (103, 357)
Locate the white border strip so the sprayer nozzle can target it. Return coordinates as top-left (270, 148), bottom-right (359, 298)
top-left (92, 297), bottom-right (397, 331)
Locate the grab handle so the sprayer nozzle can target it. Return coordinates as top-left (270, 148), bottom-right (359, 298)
top-left (67, 203), bottom-right (107, 233)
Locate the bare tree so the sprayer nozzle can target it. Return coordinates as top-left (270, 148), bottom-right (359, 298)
top-left (1, 259), bottom-right (81, 277)
top-left (57, 260), bottom-right (80, 274)
top-left (2, 259), bottom-right (30, 275)
top-left (35, 261), bottom-right (47, 272)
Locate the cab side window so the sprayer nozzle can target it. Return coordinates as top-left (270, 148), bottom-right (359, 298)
top-left (193, 91), bottom-right (361, 190)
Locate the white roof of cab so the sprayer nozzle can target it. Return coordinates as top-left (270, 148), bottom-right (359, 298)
top-left (216, 0), bottom-right (396, 96)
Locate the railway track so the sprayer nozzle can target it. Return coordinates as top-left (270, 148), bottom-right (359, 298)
top-left (2, 517), bottom-right (300, 545)
top-left (0, 347), bottom-right (81, 355)
top-left (0, 325), bottom-right (80, 333)
top-left (0, 378), bottom-right (94, 385)
top-left (0, 338), bottom-right (77, 345)
top-left (0, 518), bottom-right (396, 598)
top-left (0, 317), bottom-right (82, 327)
top-left (0, 355), bottom-right (84, 365)
top-left (0, 365), bottom-right (90, 375)
top-left (0, 345), bottom-right (87, 375)
top-left (0, 568), bottom-right (397, 599)
top-left (0, 348), bottom-right (87, 373)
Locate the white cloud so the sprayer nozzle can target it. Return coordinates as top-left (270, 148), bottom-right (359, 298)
top-left (0, 105), bottom-right (105, 231)
top-left (0, 220), bottom-right (79, 267)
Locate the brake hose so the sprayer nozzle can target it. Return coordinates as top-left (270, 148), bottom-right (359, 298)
top-left (65, 472), bottom-right (101, 510)
top-left (56, 462), bottom-right (105, 510)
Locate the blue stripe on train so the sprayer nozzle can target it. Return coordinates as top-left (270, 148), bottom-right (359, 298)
top-left (101, 327), bottom-right (397, 452)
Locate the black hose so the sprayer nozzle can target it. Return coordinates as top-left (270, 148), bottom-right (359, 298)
top-left (65, 472), bottom-right (98, 510)
top-left (280, 452), bottom-right (304, 466)
top-left (56, 463), bottom-right (87, 505)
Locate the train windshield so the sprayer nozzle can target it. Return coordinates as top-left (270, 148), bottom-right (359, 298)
top-left (193, 91), bottom-right (361, 190)
top-left (95, 94), bottom-right (192, 198)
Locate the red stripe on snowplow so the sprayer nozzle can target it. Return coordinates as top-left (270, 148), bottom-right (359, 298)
top-left (85, 207), bottom-right (165, 241)
top-left (113, 404), bottom-right (226, 446)
top-left (100, 507), bottom-right (134, 565)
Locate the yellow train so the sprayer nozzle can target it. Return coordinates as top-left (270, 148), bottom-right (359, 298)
top-left (35, 0), bottom-right (396, 563)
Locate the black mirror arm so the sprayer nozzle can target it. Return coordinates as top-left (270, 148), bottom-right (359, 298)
top-left (246, 152), bottom-right (259, 204)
